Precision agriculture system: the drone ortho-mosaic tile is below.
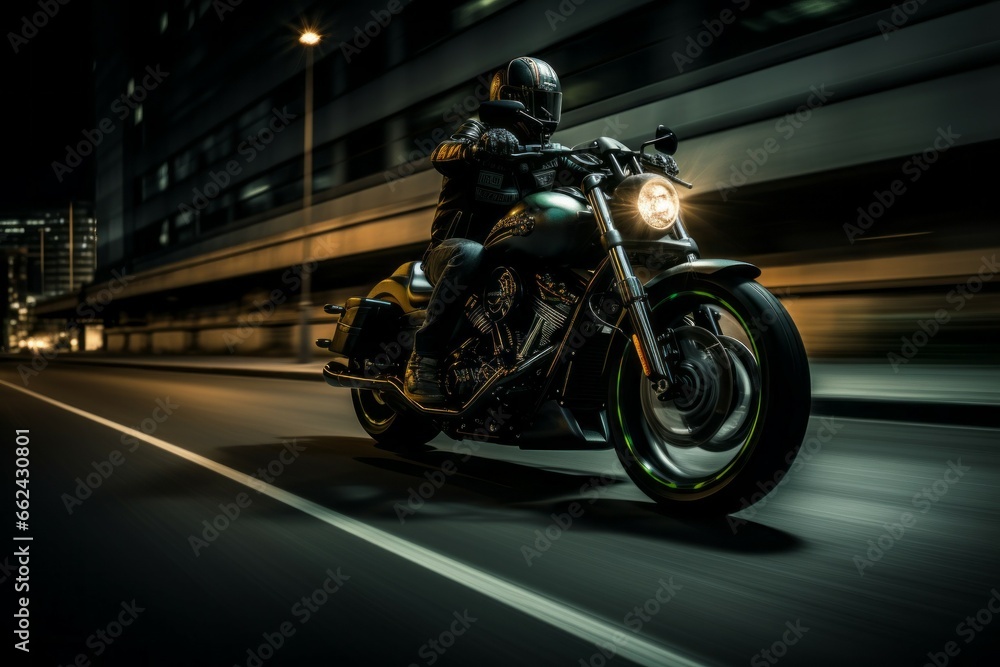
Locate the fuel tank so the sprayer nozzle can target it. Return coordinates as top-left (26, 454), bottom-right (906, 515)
top-left (483, 190), bottom-right (600, 266)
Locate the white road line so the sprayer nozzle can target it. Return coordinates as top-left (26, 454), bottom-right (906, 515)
top-left (1, 380), bottom-right (707, 667)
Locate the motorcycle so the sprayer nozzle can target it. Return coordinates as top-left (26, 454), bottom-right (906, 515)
top-left (317, 100), bottom-right (811, 516)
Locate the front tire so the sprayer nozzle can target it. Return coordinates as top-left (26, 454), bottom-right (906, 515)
top-left (608, 274), bottom-right (810, 516)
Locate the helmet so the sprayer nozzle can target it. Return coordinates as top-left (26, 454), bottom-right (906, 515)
top-left (489, 57), bottom-right (562, 141)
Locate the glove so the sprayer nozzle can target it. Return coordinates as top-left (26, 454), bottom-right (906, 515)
top-left (643, 151), bottom-right (679, 175)
top-left (476, 128), bottom-right (520, 158)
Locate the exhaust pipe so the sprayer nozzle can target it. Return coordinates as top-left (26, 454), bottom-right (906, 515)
top-left (323, 348), bottom-right (554, 416)
top-left (323, 360), bottom-right (391, 391)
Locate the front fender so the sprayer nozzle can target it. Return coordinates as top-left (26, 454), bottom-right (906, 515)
top-left (644, 259), bottom-right (761, 294)
top-left (554, 256), bottom-right (759, 410)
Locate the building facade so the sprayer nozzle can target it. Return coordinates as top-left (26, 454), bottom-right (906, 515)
top-left (1, 204), bottom-right (97, 349)
top-left (37, 0), bottom-right (996, 358)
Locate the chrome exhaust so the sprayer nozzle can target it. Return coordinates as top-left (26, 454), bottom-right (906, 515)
top-left (323, 348), bottom-right (554, 416)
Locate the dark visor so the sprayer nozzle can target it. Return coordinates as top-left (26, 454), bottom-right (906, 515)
top-left (499, 85), bottom-right (562, 124)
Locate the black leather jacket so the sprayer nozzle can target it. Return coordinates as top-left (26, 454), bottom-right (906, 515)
top-left (422, 118), bottom-right (592, 266)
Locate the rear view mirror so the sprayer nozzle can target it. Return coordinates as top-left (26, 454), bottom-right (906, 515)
top-left (654, 125), bottom-right (678, 155)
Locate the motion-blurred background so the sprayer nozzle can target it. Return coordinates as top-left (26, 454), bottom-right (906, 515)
top-left (2, 5), bottom-right (1000, 665)
top-left (1, 0), bottom-right (997, 363)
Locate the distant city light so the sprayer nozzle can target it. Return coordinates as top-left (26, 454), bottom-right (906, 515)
top-left (299, 31), bottom-right (320, 46)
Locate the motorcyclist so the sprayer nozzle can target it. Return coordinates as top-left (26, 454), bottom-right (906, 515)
top-left (404, 56), bottom-right (591, 404)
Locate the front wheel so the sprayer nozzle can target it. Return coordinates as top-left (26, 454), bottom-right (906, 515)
top-left (608, 274), bottom-right (810, 516)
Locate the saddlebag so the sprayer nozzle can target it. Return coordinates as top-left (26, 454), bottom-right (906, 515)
top-left (328, 297), bottom-right (400, 358)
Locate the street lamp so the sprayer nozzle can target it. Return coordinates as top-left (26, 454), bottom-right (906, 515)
top-left (300, 29), bottom-right (319, 210)
top-left (298, 28), bottom-right (320, 363)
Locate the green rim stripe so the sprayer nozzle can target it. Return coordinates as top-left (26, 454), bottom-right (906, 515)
top-left (615, 290), bottom-right (762, 490)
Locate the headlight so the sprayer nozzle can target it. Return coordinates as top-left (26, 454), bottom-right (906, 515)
top-left (609, 174), bottom-right (680, 238)
top-left (637, 177), bottom-right (679, 230)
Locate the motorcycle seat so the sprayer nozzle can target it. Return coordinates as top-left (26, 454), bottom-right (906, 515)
top-left (397, 262), bottom-right (432, 306)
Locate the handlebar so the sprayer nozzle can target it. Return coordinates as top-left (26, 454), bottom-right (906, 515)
top-left (488, 142), bottom-right (695, 188)
top-left (506, 144), bottom-right (584, 159)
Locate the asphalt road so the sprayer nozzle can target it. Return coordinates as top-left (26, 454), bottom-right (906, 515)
top-left (0, 360), bottom-right (998, 666)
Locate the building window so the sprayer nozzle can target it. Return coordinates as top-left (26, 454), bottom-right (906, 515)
top-left (156, 163), bottom-right (169, 192)
top-left (175, 209), bottom-right (197, 242)
top-left (174, 150), bottom-right (196, 181)
top-left (160, 12), bottom-right (169, 33)
top-left (134, 104), bottom-right (144, 124)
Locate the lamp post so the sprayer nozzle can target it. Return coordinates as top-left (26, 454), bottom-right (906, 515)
top-left (39, 227), bottom-right (44, 296)
top-left (298, 29), bottom-right (320, 363)
top-left (69, 201), bottom-right (74, 293)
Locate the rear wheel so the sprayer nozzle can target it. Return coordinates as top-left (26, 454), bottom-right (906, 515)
top-left (349, 289), bottom-right (440, 449)
top-left (608, 274), bottom-right (810, 516)
top-left (351, 387), bottom-right (440, 448)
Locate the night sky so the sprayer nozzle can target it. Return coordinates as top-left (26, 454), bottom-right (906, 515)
top-left (1, 0), bottom-right (95, 210)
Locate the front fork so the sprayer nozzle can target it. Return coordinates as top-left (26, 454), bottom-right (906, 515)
top-left (583, 174), bottom-right (676, 394)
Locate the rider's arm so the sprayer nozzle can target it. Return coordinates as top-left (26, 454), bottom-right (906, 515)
top-left (431, 119), bottom-right (487, 177)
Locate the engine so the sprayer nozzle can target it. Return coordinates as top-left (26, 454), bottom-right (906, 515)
top-left (445, 268), bottom-right (581, 403)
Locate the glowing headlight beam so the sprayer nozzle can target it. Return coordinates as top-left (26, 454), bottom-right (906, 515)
top-left (636, 178), bottom-right (680, 231)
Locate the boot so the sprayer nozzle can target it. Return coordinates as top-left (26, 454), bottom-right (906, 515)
top-left (404, 353), bottom-right (446, 405)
